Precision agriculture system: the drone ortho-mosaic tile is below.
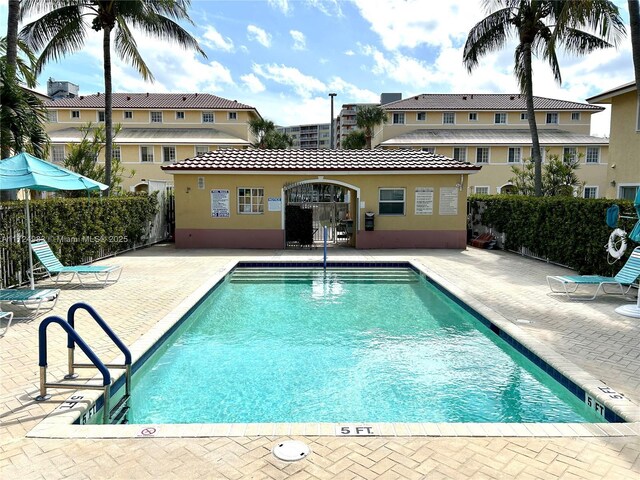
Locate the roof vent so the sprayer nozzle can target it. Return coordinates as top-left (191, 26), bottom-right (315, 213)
top-left (470, 94), bottom-right (474, 99)
top-left (97, 92), bottom-right (100, 96)
top-left (414, 96), bottom-right (419, 100)
top-left (127, 96), bottom-right (131, 101)
top-left (510, 95), bottom-right (515, 100)
top-left (80, 96), bottom-right (84, 100)
top-left (462, 95), bottom-right (467, 100)
top-left (146, 92), bottom-right (149, 97)
top-left (195, 93), bottom-right (198, 97)
top-left (182, 96), bottom-right (187, 101)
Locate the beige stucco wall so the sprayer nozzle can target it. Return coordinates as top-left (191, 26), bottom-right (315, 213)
top-left (606, 91), bottom-right (640, 198)
top-left (374, 110), bottom-right (594, 145)
top-left (173, 172), bottom-right (470, 231)
top-left (46, 107), bottom-right (258, 191)
top-left (169, 171), bottom-right (474, 249)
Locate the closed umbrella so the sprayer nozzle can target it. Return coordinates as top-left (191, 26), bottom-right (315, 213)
top-left (0, 152), bottom-right (108, 288)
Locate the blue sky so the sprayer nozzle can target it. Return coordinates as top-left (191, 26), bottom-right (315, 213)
top-left (0, 0), bottom-right (634, 135)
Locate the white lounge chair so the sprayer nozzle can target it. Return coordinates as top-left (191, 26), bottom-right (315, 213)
top-left (0, 288), bottom-right (60, 321)
top-left (0, 311), bottom-right (14, 337)
top-left (547, 247), bottom-right (640, 300)
top-left (32, 240), bottom-right (122, 287)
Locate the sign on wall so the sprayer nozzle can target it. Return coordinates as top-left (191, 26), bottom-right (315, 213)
top-left (211, 189), bottom-right (230, 218)
top-left (415, 187), bottom-right (434, 215)
top-left (268, 197), bottom-right (282, 212)
top-left (439, 187), bottom-right (458, 215)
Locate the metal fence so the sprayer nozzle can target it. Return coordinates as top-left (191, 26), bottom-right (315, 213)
top-left (0, 189), bottom-right (174, 289)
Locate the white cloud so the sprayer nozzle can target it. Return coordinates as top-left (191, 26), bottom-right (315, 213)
top-left (344, 50), bottom-right (355, 56)
top-left (252, 63), bottom-right (326, 97)
top-left (247, 25), bottom-right (272, 48)
top-left (290, 30), bottom-right (306, 50)
top-left (241, 73), bottom-right (266, 93)
top-left (306, 0), bottom-right (343, 17)
top-left (327, 77), bottom-right (379, 103)
top-left (352, 0), bottom-right (483, 51)
top-left (267, 0), bottom-right (290, 14)
top-left (202, 26), bottom-right (234, 52)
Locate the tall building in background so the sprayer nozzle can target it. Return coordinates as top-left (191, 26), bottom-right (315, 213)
top-left (276, 123), bottom-right (331, 149)
top-left (336, 93), bottom-right (402, 148)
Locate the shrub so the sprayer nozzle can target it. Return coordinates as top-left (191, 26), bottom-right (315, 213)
top-left (0, 194), bottom-right (157, 287)
top-left (469, 195), bottom-right (636, 275)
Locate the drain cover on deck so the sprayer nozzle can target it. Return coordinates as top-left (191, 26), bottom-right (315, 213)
top-left (272, 440), bottom-right (310, 461)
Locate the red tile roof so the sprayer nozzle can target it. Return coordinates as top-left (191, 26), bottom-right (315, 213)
top-left (383, 94), bottom-right (604, 111)
top-left (161, 149), bottom-right (481, 172)
top-left (45, 93), bottom-right (256, 110)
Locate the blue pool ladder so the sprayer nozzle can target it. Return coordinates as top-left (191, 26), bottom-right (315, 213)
top-left (36, 302), bottom-right (132, 425)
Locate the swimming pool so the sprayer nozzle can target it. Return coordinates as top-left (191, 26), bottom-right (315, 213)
top-left (122, 267), bottom-right (601, 424)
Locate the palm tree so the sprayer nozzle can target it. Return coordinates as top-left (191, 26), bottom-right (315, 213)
top-left (341, 130), bottom-right (366, 149)
top-left (0, 64), bottom-right (49, 159)
top-left (0, 36), bottom-right (39, 88)
top-left (5, 0), bottom-right (21, 79)
top-left (463, 0), bottom-right (625, 196)
top-left (20, 0), bottom-right (206, 194)
top-left (630, 1), bottom-right (640, 91)
top-left (356, 105), bottom-right (387, 149)
top-left (248, 118), bottom-right (293, 149)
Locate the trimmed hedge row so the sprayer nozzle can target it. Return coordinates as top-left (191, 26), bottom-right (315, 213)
top-left (0, 194), bottom-right (158, 287)
top-left (469, 195), bottom-right (636, 276)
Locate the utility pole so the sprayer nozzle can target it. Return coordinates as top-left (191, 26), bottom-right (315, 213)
top-left (329, 93), bottom-right (337, 149)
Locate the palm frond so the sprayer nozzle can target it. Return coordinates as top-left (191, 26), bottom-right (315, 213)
top-left (463, 7), bottom-right (514, 72)
top-left (20, 6), bottom-right (86, 75)
top-left (114, 20), bottom-right (154, 81)
top-left (20, 0), bottom-right (78, 19)
top-left (559, 28), bottom-right (614, 55)
top-left (126, 13), bottom-right (206, 58)
top-left (554, 0), bottom-right (626, 46)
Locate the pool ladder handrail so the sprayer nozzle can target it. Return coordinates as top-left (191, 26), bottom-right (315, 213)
top-left (36, 302), bottom-right (132, 425)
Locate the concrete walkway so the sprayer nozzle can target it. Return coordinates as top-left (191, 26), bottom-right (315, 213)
top-left (1, 245), bottom-right (638, 479)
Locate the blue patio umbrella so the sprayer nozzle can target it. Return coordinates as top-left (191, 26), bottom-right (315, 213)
top-left (0, 152), bottom-right (108, 288)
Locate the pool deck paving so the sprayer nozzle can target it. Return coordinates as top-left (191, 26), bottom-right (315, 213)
top-left (1, 244), bottom-right (639, 479)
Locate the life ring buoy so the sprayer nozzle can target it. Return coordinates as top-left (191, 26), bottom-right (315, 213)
top-left (606, 228), bottom-right (627, 259)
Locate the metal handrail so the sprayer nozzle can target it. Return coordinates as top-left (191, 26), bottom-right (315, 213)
top-left (37, 316), bottom-right (112, 424)
top-left (66, 302), bottom-right (132, 398)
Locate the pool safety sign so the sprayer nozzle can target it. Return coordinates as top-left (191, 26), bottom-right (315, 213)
top-left (336, 425), bottom-right (375, 436)
top-left (211, 189), bottom-right (230, 218)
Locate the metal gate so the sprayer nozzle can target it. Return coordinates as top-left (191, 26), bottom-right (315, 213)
top-left (284, 183), bottom-right (352, 247)
top-left (146, 181), bottom-right (173, 244)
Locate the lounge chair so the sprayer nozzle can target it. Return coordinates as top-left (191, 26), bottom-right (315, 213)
top-left (470, 232), bottom-right (495, 248)
top-left (31, 240), bottom-right (122, 287)
top-left (547, 247), bottom-right (640, 300)
top-left (0, 288), bottom-right (60, 321)
top-left (0, 311), bottom-right (14, 337)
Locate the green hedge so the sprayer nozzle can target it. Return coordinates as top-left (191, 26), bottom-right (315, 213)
top-left (0, 194), bottom-right (158, 287)
top-left (469, 195), bottom-right (636, 276)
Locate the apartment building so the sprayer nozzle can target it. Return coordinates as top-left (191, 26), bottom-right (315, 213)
top-left (375, 94), bottom-right (609, 197)
top-left (44, 92), bottom-right (261, 191)
top-left (276, 123), bottom-right (331, 149)
top-left (587, 82), bottom-right (639, 200)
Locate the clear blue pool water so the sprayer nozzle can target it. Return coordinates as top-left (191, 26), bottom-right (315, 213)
top-left (127, 268), bottom-right (599, 424)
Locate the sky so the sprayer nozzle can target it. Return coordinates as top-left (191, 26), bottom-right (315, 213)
top-left (0, 0), bottom-right (634, 136)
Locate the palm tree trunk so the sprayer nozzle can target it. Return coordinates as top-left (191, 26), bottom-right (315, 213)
top-left (6, 0), bottom-right (20, 75)
top-left (103, 26), bottom-right (113, 195)
top-left (629, 0), bottom-right (640, 98)
top-left (523, 42), bottom-right (543, 196)
top-left (2, 0), bottom-right (21, 163)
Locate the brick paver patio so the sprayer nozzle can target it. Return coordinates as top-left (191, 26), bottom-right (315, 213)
top-left (1, 245), bottom-right (639, 479)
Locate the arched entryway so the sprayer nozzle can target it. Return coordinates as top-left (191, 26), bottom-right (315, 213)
top-left (283, 179), bottom-right (360, 248)
top-left (499, 183), bottom-right (517, 195)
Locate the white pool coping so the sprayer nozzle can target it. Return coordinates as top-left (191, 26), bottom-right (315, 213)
top-left (27, 259), bottom-right (640, 439)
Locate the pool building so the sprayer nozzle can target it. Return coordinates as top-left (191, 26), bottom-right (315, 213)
top-left (161, 149), bottom-right (481, 249)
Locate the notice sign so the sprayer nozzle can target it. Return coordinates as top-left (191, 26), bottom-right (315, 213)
top-left (268, 197), bottom-right (282, 212)
top-left (439, 187), bottom-right (459, 215)
top-left (211, 189), bottom-right (230, 218)
top-left (415, 187), bottom-right (434, 215)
